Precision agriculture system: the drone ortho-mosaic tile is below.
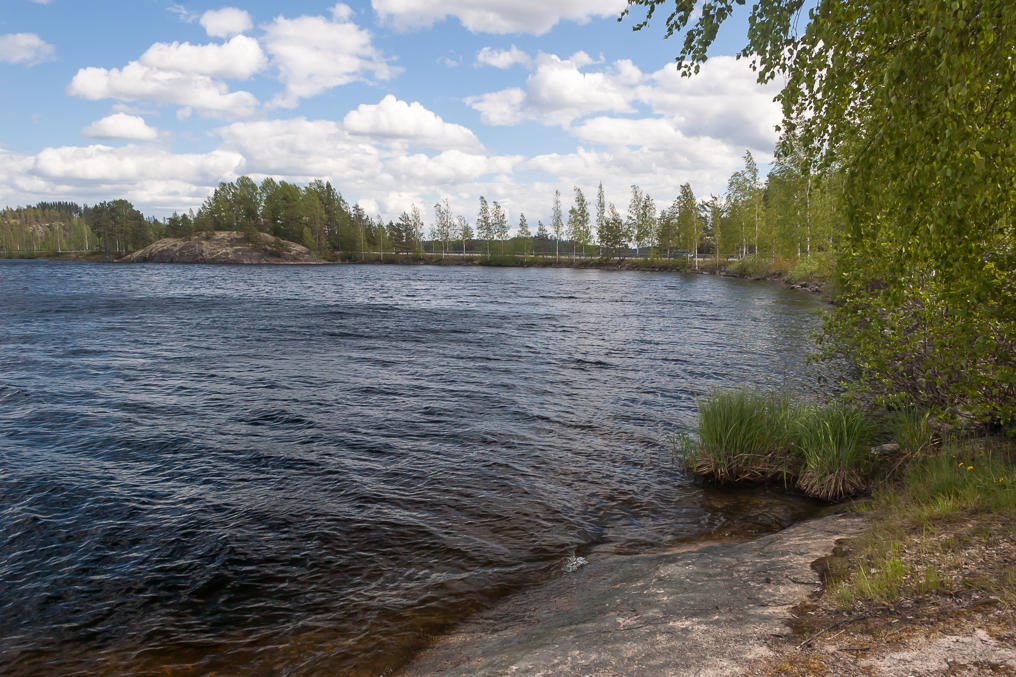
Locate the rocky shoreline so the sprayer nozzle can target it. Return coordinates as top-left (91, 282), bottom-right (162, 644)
top-left (396, 513), bottom-right (867, 676)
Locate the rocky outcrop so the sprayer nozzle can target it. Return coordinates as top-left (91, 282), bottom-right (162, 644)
top-left (398, 513), bottom-right (868, 676)
top-left (122, 231), bottom-right (321, 264)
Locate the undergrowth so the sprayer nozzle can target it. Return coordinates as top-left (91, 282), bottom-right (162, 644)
top-left (828, 436), bottom-right (1016, 607)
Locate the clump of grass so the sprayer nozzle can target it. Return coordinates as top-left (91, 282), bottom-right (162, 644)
top-left (793, 403), bottom-right (877, 501)
top-left (679, 390), bottom-right (796, 483)
top-left (891, 407), bottom-right (937, 456)
top-left (894, 439), bottom-right (1016, 518)
top-left (680, 388), bottom-right (882, 501)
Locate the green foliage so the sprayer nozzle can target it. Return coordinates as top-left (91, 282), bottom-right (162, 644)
top-left (625, 0), bottom-right (1016, 430)
top-left (0, 203), bottom-right (99, 254)
top-left (727, 255), bottom-right (774, 279)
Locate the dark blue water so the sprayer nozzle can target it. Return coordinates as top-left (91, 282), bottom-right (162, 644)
top-left (0, 261), bottom-right (827, 675)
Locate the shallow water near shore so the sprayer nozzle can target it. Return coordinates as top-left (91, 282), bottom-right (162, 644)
top-left (1, 260), bottom-right (827, 675)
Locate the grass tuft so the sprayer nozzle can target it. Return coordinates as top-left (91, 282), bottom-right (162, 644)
top-left (890, 407), bottom-right (937, 456)
top-left (793, 403), bottom-right (876, 501)
top-left (680, 390), bottom-right (796, 483)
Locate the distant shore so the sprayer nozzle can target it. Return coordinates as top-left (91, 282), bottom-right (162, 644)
top-left (4, 246), bottom-right (827, 295)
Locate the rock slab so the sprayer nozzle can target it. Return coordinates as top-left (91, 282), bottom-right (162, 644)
top-left (398, 513), bottom-right (867, 677)
top-left (123, 231), bottom-right (320, 264)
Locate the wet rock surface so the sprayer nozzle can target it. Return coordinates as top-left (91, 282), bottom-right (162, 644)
top-left (123, 231), bottom-right (320, 264)
top-left (398, 513), bottom-right (867, 676)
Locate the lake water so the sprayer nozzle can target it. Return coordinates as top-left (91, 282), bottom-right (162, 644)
top-left (0, 261), bottom-right (828, 675)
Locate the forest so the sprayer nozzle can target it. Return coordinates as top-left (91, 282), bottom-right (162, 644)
top-left (0, 139), bottom-right (835, 281)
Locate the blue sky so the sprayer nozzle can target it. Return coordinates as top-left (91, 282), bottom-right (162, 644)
top-left (0, 1), bottom-right (782, 226)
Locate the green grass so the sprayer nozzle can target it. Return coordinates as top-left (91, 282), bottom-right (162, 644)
top-left (793, 403), bottom-right (876, 501)
top-left (829, 437), bottom-right (1016, 607)
top-left (680, 388), bottom-right (881, 500)
top-left (680, 389), bottom-right (797, 483)
top-left (890, 407), bottom-right (937, 456)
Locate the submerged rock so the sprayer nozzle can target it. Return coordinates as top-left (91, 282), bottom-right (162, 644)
top-left (122, 231), bottom-right (321, 264)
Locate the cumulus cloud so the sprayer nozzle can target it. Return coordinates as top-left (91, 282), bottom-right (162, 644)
top-left (139, 35), bottom-right (267, 80)
top-left (263, 3), bottom-right (397, 108)
top-left (33, 144), bottom-right (244, 183)
top-left (386, 149), bottom-right (518, 184)
top-left (466, 52), bottom-right (780, 154)
top-left (467, 52), bottom-right (637, 126)
top-left (638, 56), bottom-right (782, 152)
top-left (372, 0), bottom-right (626, 35)
top-left (343, 95), bottom-right (482, 151)
top-left (0, 33), bottom-right (55, 65)
top-left (82, 113), bottom-right (159, 141)
top-left (475, 45), bottom-right (530, 69)
top-left (216, 118), bottom-right (384, 179)
top-left (68, 62), bottom-right (259, 117)
top-left (200, 8), bottom-right (254, 37)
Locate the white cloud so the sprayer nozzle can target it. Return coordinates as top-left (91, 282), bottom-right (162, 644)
top-left (0, 33), bottom-right (55, 65)
top-left (30, 0), bottom-right (51, 5)
top-left (372, 0), bottom-right (627, 35)
top-left (343, 95), bottom-right (482, 151)
top-left (168, 4), bottom-right (199, 23)
top-left (139, 35), bottom-right (266, 80)
top-left (475, 45), bottom-right (530, 69)
top-left (638, 56), bottom-right (782, 151)
top-left (263, 3), bottom-right (397, 108)
top-left (200, 8), bottom-right (254, 37)
top-left (33, 144), bottom-right (244, 183)
top-left (82, 113), bottom-right (159, 141)
top-left (386, 149), bottom-right (518, 184)
top-left (216, 118), bottom-right (384, 179)
top-left (68, 62), bottom-right (259, 117)
top-left (467, 52), bottom-right (637, 126)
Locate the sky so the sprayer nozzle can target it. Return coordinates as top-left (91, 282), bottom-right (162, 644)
top-left (0, 0), bottom-right (783, 227)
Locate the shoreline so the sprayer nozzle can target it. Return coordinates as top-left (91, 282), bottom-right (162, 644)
top-left (3, 252), bottom-right (828, 296)
top-left (395, 512), bottom-right (867, 676)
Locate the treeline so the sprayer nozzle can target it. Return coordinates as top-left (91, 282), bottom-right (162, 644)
top-left (2, 141), bottom-right (835, 272)
top-left (0, 200), bottom-right (158, 255)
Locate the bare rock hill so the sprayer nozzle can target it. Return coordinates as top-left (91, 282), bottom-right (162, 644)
top-left (123, 231), bottom-right (321, 264)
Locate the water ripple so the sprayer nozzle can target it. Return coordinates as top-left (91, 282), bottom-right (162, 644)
top-left (0, 261), bottom-right (826, 675)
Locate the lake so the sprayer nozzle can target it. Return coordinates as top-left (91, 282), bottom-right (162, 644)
top-left (0, 261), bottom-right (828, 675)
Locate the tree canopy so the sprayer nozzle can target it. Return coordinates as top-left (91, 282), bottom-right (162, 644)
top-left (624, 0), bottom-right (1016, 427)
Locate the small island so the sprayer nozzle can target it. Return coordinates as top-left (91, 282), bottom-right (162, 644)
top-left (123, 231), bottom-right (321, 265)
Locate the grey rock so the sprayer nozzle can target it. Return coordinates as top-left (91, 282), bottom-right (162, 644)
top-left (398, 513), bottom-right (868, 677)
